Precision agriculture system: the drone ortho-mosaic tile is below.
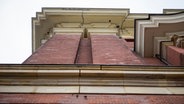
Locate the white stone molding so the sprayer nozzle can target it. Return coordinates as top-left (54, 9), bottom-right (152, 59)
top-left (0, 65), bottom-right (184, 94)
top-left (32, 8), bottom-right (131, 52)
top-left (53, 27), bottom-right (84, 34)
top-left (135, 12), bottom-right (184, 57)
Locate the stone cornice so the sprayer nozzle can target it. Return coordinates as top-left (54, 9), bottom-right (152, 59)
top-left (32, 8), bottom-right (131, 52)
top-left (0, 64), bottom-right (184, 94)
top-left (135, 11), bottom-right (184, 57)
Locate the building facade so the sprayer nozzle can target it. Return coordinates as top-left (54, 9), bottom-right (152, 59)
top-left (0, 8), bottom-right (184, 103)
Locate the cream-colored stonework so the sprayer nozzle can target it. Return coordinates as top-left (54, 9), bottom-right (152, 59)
top-left (1, 86), bottom-right (184, 94)
top-left (32, 8), bottom-right (148, 52)
top-left (135, 11), bottom-right (184, 57)
top-left (0, 65), bottom-right (184, 94)
top-left (1, 8), bottom-right (184, 95)
top-left (80, 86), bottom-right (125, 93)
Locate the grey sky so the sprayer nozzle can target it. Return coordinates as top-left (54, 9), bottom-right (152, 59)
top-left (0, 0), bottom-right (184, 63)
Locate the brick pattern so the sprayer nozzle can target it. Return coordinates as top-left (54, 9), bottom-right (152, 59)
top-left (91, 34), bottom-right (142, 65)
top-left (23, 34), bottom-right (81, 64)
top-left (0, 94), bottom-right (184, 104)
top-left (75, 38), bottom-right (92, 64)
top-left (166, 46), bottom-right (184, 66)
top-left (23, 34), bottom-right (164, 65)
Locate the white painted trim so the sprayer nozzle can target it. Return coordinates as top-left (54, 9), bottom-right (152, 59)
top-left (87, 28), bottom-right (118, 33)
top-left (135, 12), bottom-right (184, 57)
top-left (53, 27), bottom-right (84, 34)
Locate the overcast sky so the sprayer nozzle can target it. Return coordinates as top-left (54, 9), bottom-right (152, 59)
top-left (0, 0), bottom-right (184, 64)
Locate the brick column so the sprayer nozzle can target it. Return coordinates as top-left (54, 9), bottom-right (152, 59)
top-left (23, 34), bottom-right (81, 64)
top-left (91, 34), bottom-right (142, 65)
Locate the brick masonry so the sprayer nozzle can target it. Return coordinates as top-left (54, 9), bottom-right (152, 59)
top-left (0, 94), bottom-right (184, 104)
top-left (23, 34), bottom-right (81, 64)
top-left (167, 46), bottom-right (184, 66)
top-left (7, 35), bottom-right (182, 103)
top-left (75, 37), bottom-right (92, 64)
top-left (23, 34), bottom-right (164, 65)
top-left (91, 34), bottom-right (143, 65)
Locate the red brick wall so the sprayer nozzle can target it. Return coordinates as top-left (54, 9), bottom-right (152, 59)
top-left (23, 34), bottom-right (81, 64)
top-left (0, 94), bottom-right (184, 104)
top-left (91, 34), bottom-right (141, 65)
top-left (166, 46), bottom-right (184, 66)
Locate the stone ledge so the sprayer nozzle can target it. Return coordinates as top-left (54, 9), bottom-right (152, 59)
top-left (0, 65), bottom-right (184, 88)
top-left (0, 69), bottom-right (79, 77)
top-left (0, 65), bottom-right (183, 71)
top-left (1, 69), bottom-right (184, 78)
top-left (0, 86), bottom-right (184, 94)
top-left (0, 76), bottom-right (183, 86)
